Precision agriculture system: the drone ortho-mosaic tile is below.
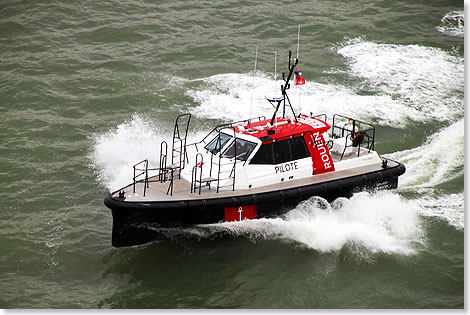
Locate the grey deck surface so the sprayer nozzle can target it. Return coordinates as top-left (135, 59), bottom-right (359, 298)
top-left (114, 156), bottom-right (397, 202)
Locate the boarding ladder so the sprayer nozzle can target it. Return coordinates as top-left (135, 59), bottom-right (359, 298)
top-left (169, 113), bottom-right (191, 178)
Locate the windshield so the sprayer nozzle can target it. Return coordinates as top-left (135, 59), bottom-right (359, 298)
top-left (221, 138), bottom-right (257, 161)
top-left (204, 132), bottom-right (233, 154)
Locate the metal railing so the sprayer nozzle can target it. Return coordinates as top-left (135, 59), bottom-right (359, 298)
top-left (133, 159), bottom-right (149, 196)
top-left (171, 113), bottom-right (191, 178)
top-left (191, 153), bottom-right (204, 194)
top-left (130, 113), bottom-right (378, 198)
top-left (185, 116), bottom-right (266, 156)
top-left (330, 114), bottom-right (375, 159)
top-left (159, 141), bottom-right (168, 182)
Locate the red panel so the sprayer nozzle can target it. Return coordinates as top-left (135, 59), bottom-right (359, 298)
top-left (239, 116), bottom-right (331, 142)
top-left (224, 205), bottom-right (257, 222)
top-left (306, 132), bottom-right (335, 175)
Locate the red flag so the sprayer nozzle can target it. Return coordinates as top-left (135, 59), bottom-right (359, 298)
top-left (295, 71), bottom-right (305, 85)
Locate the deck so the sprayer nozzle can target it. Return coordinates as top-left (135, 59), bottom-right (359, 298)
top-left (112, 155), bottom-right (397, 202)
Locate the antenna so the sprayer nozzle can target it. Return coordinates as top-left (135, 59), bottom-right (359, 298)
top-left (296, 24), bottom-right (300, 60)
top-left (249, 45), bottom-right (258, 122)
top-left (274, 51), bottom-right (277, 98)
top-left (296, 25), bottom-right (301, 114)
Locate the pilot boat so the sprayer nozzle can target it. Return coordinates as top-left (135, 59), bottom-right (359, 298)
top-left (104, 51), bottom-right (405, 247)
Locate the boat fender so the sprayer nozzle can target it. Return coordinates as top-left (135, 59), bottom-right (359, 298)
top-left (352, 133), bottom-right (365, 147)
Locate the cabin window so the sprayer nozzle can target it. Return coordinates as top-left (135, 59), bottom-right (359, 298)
top-left (290, 136), bottom-right (310, 160)
top-left (273, 140), bottom-right (291, 164)
top-left (205, 132), bottom-right (232, 154)
top-left (249, 142), bottom-right (275, 164)
top-left (220, 138), bottom-right (257, 161)
top-left (250, 136), bottom-right (310, 165)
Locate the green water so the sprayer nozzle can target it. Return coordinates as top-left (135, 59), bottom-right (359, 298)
top-left (0, 0), bottom-right (464, 309)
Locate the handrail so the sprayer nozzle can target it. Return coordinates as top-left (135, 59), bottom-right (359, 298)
top-left (191, 153), bottom-right (203, 194)
top-left (185, 115), bottom-right (266, 149)
top-left (310, 113), bottom-right (327, 123)
top-left (133, 160), bottom-right (180, 197)
top-left (331, 114), bottom-right (375, 152)
top-left (133, 159), bottom-right (148, 196)
top-left (159, 141), bottom-right (168, 182)
top-left (166, 168), bottom-right (174, 196)
top-left (172, 113), bottom-right (191, 177)
top-left (172, 137), bottom-right (182, 161)
top-left (232, 129), bottom-right (237, 191)
top-left (215, 127), bottom-right (237, 192)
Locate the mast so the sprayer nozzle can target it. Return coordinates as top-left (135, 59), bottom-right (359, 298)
top-left (269, 50), bottom-right (299, 125)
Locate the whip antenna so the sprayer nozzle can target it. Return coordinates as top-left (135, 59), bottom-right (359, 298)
top-left (249, 45), bottom-right (258, 122)
top-left (296, 24), bottom-right (300, 60)
top-left (274, 51), bottom-right (277, 98)
top-left (296, 25), bottom-right (301, 114)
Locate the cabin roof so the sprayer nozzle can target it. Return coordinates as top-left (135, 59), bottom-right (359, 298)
top-left (232, 115), bottom-right (331, 142)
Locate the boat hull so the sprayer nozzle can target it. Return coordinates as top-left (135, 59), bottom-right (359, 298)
top-left (104, 160), bottom-right (405, 247)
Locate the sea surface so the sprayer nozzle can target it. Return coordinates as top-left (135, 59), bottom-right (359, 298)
top-left (0, 0), bottom-right (464, 309)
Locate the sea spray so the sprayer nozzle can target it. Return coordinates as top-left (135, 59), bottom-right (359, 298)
top-left (387, 119), bottom-right (464, 188)
top-left (89, 113), bottom-right (208, 191)
top-left (385, 120), bottom-right (464, 230)
top-left (186, 39), bottom-right (463, 127)
top-left (89, 114), bottom-right (171, 191)
top-left (413, 190), bottom-right (464, 230)
top-left (436, 11), bottom-right (464, 37)
top-left (198, 191), bottom-right (424, 255)
top-left (336, 38), bottom-right (464, 122)
top-left (186, 72), bottom-right (414, 127)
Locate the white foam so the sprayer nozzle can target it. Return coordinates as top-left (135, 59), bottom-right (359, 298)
top-left (89, 113), bottom-right (210, 191)
top-left (186, 72), bottom-right (419, 127)
top-left (414, 190), bottom-right (464, 230)
top-left (186, 39), bottom-right (463, 126)
top-left (201, 191), bottom-right (423, 255)
top-left (89, 114), bottom-right (171, 191)
top-left (336, 38), bottom-right (464, 123)
top-left (187, 72), bottom-right (276, 121)
top-left (387, 119), bottom-right (464, 188)
top-left (436, 11), bottom-right (464, 37)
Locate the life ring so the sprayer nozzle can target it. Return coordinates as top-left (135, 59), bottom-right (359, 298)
top-left (352, 133), bottom-right (365, 147)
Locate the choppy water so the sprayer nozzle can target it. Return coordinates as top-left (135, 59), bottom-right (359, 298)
top-left (0, 0), bottom-right (464, 309)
